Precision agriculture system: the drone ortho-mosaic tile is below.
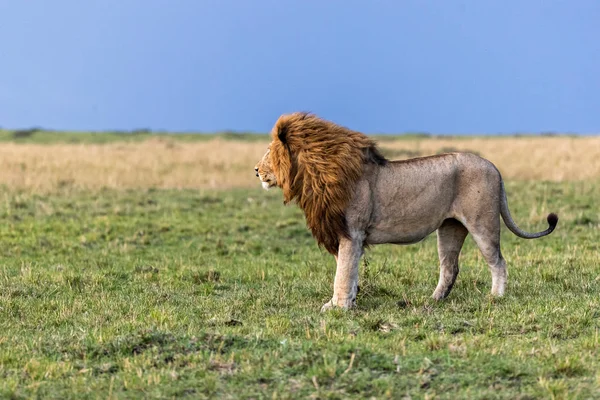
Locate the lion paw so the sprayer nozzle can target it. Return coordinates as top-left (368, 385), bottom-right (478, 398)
top-left (320, 298), bottom-right (355, 312)
top-left (431, 289), bottom-right (449, 301)
top-left (320, 300), bottom-right (335, 313)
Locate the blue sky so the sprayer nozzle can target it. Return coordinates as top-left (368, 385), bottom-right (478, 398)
top-left (0, 0), bottom-right (598, 134)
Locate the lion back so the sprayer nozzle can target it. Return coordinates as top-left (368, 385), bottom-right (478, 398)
top-left (269, 112), bottom-right (387, 254)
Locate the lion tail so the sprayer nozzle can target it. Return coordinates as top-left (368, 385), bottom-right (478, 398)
top-left (499, 180), bottom-right (558, 239)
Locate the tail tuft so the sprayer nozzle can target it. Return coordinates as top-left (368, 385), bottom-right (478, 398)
top-left (547, 213), bottom-right (559, 230)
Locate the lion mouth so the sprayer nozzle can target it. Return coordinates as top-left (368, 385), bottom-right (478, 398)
top-left (258, 176), bottom-right (276, 190)
top-left (258, 175), bottom-right (276, 190)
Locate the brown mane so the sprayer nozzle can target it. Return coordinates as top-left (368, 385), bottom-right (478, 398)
top-left (269, 112), bottom-right (387, 254)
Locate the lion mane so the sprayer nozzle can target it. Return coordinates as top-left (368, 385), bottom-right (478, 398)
top-left (269, 112), bottom-right (387, 255)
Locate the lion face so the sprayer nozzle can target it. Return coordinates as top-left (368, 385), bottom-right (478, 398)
top-left (254, 147), bottom-right (277, 190)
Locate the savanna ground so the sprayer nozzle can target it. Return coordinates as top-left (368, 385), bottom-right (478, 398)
top-left (0, 129), bottom-right (599, 399)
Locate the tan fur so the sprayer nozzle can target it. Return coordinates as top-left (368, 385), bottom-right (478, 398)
top-left (256, 113), bottom-right (558, 311)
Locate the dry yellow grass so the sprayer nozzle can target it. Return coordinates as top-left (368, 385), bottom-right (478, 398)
top-left (1, 136), bottom-right (599, 193)
top-left (380, 136), bottom-right (600, 181)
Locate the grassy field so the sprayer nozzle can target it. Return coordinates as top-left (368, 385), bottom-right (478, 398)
top-left (0, 132), bottom-right (599, 398)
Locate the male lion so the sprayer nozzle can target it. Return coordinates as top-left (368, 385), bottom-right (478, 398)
top-left (255, 112), bottom-right (558, 312)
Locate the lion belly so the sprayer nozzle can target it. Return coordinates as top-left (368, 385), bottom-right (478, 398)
top-left (359, 154), bottom-right (472, 245)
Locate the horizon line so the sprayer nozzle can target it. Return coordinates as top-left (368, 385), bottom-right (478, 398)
top-left (1, 126), bottom-right (597, 137)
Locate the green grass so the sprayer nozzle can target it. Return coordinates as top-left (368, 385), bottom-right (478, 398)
top-left (0, 181), bottom-right (598, 399)
top-left (0, 128), bottom-right (582, 145)
top-left (0, 129), bottom-right (271, 144)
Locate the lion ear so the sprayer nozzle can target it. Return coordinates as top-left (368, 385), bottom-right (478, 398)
top-left (277, 122), bottom-right (288, 145)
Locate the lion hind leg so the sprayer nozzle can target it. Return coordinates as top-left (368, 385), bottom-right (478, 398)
top-left (467, 220), bottom-right (507, 297)
top-left (432, 219), bottom-right (468, 300)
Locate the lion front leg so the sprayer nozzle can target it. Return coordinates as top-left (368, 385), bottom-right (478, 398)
top-left (321, 233), bottom-right (364, 312)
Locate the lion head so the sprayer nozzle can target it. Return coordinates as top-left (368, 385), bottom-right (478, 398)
top-left (254, 147), bottom-right (277, 190)
top-left (255, 112), bottom-right (387, 254)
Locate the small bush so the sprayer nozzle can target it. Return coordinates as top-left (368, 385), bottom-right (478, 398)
top-left (12, 127), bottom-right (42, 139)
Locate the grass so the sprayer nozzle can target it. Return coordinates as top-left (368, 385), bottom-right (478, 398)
top-left (0, 129), bottom-right (270, 144)
top-left (0, 177), bottom-right (599, 398)
top-left (1, 134), bottom-right (600, 193)
top-left (0, 132), bottom-right (599, 398)
top-left (2, 128), bottom-right (583, 145)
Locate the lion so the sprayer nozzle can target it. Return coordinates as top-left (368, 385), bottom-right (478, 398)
top-left (254, 112), bottom-right (558, 312)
